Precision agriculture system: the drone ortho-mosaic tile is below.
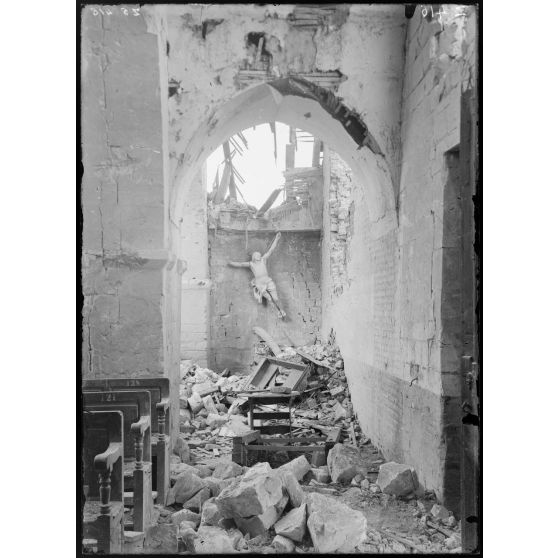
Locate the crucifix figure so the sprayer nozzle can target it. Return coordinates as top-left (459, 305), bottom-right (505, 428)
top-left (228, 232), bottom-right (287, 319)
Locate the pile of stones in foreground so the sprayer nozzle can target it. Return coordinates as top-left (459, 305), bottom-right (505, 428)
top-left (145, 445), bottom-right (461, 554)
top-left (147, 453), bottom-right (367, 554)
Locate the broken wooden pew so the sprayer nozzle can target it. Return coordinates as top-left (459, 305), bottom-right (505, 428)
top-left (231, 426), bottom-right (341, 467)
top-left (231, 388), bottom-right (340, 467)
top-left (82, 410), bottom-right (124, 554)
top-left (82, 390), bottom-right (154, 532)
top-left (83, 378), bottom-right (171, 505)
top-left (244, 391), bottom-right (299, 433)
top-left (243, 357), bottom-right (310, 391)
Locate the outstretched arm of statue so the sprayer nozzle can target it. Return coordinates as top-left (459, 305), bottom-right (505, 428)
top-left (263, 231), bottom-right (281, 260)
top-left (228, 261), bottom-right (250, 268)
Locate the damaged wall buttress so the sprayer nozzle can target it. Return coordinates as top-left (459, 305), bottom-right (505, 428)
top-left (81, 9), bottom-right (180, 441)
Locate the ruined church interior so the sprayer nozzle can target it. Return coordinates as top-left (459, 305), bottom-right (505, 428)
top-left (79, 3), bottom-right (480, 554)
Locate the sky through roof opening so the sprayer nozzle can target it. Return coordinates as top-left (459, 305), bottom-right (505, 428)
top-left (205, 122), bottom-right (316, 209)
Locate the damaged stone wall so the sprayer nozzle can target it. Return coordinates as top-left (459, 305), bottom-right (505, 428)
top-left (319, 1), bottom-right (478, 507)
top-left (159, 4), bottom-right (406, 200)
top-left (394, 5), bottom-right (477, 505)
top-left (322, 149), bottom-right (354, 301)
top-left (81, 9), bottom-right (180, 440)
top-left (82, 10), bottom-right (165, 376)
top-left (209, 230), bottom-right (321, 373)
top-left (323, 5), bottom-right (477, 509)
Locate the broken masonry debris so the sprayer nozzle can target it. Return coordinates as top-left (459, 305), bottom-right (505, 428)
top-left (376, 462), bottom-right (419, 497)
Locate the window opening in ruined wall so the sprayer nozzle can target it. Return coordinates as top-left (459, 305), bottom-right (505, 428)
top-left (205, 122), bottom-right (318, 212)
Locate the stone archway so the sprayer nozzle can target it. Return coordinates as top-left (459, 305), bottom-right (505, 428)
top-left (166, 77), bottom-right (400, 452)
top-left (170, 79), bottom-right (397, 235)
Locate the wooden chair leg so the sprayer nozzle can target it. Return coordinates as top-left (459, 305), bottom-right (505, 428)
top-left (156, 437), bottom-right (170, 505)
top-left (133, 434), bottom-right (153, 531)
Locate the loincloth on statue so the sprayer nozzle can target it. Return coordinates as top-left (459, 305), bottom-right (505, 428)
top-left (250, 278), bottom-right (276, 303)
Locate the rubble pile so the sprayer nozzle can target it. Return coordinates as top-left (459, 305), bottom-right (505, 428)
top-left (151, 455), bottom-right (368, 554)
top-left (152, 448), bottom-right (462, 554)
top-left (149, 340), bottom-right (463, 553)
top-left (175, 361), bottom-right (250, 468)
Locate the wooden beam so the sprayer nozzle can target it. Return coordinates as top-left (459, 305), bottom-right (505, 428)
top-left (267, 357), bottom-right (307, 371)
top-left (256, 188), bottom-right (282, 217)
top-left (222, 141), bottom-right (237, 200)
top-left (214, 163), bottom-right (231, 204)
top-left (246, 445), bottom-right (325, 452)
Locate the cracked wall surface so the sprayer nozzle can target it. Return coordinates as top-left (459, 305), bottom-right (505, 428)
top-left (153, 3), bottom-right (406, 208)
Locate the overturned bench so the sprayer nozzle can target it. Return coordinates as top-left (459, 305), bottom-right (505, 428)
top-left (232, 390), bottom-right (341, 467)
top-left (83, 378), bottom-right (171, 505)
top-left (83, 390), bottom-right (153, 532)
top-left (82, 410), bottom-right (124, 554)
top-left (232, 427), bottom-right (341, 467)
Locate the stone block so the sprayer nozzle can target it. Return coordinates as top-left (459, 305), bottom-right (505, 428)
top-left (194, 526), bottom-right (236, 554)
top-left (188, 392), bottom-right (203, 414)
top-left (376, 462), bottom-right (418, 496)
top-left (306, 492), bottom-right (367, 553)
top-left (166, 470), bottom-right (205, 505)
top-left (183, 486), bottom-right (211, 513)
top-left (212, 460), bottom-right (244, 480)
top-left (178, 526), bottom-right (196, 552)
top-left (272, 534), bottom-right (295, 553)
top-left (195, 465), bottom-right (213, 478)
top-left (170, 462), bottom-right (199, 482)
top-left (203, 395), bottom-right (218, 414)
top-left (170, 509), bottom-right (200, 527)
top-left (277, 455), bottom-right (311, 481)
top-left (277, 469), bottom-right (306, 508)
top-left (327, 443), bottom-right (361, 484)
top-left (274, 503), bottom-right (306, 542)
top-left (234, 502), bottom-right (282, 538)
top-left (216, 462), bottom-right (283, 518)
top-left (204, 476), bottom-right (222, 497)
top-left (309, 467), bottom-right (330, 484)
top-left (200, 497), bottom-right (223, 526)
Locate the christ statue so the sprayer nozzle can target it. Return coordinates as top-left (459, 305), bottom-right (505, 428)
top-left (228, 232), bottom-right (287, 319)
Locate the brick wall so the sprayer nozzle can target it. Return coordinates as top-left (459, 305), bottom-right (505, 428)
top-left (209, 229), bottom-right (321, 373)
